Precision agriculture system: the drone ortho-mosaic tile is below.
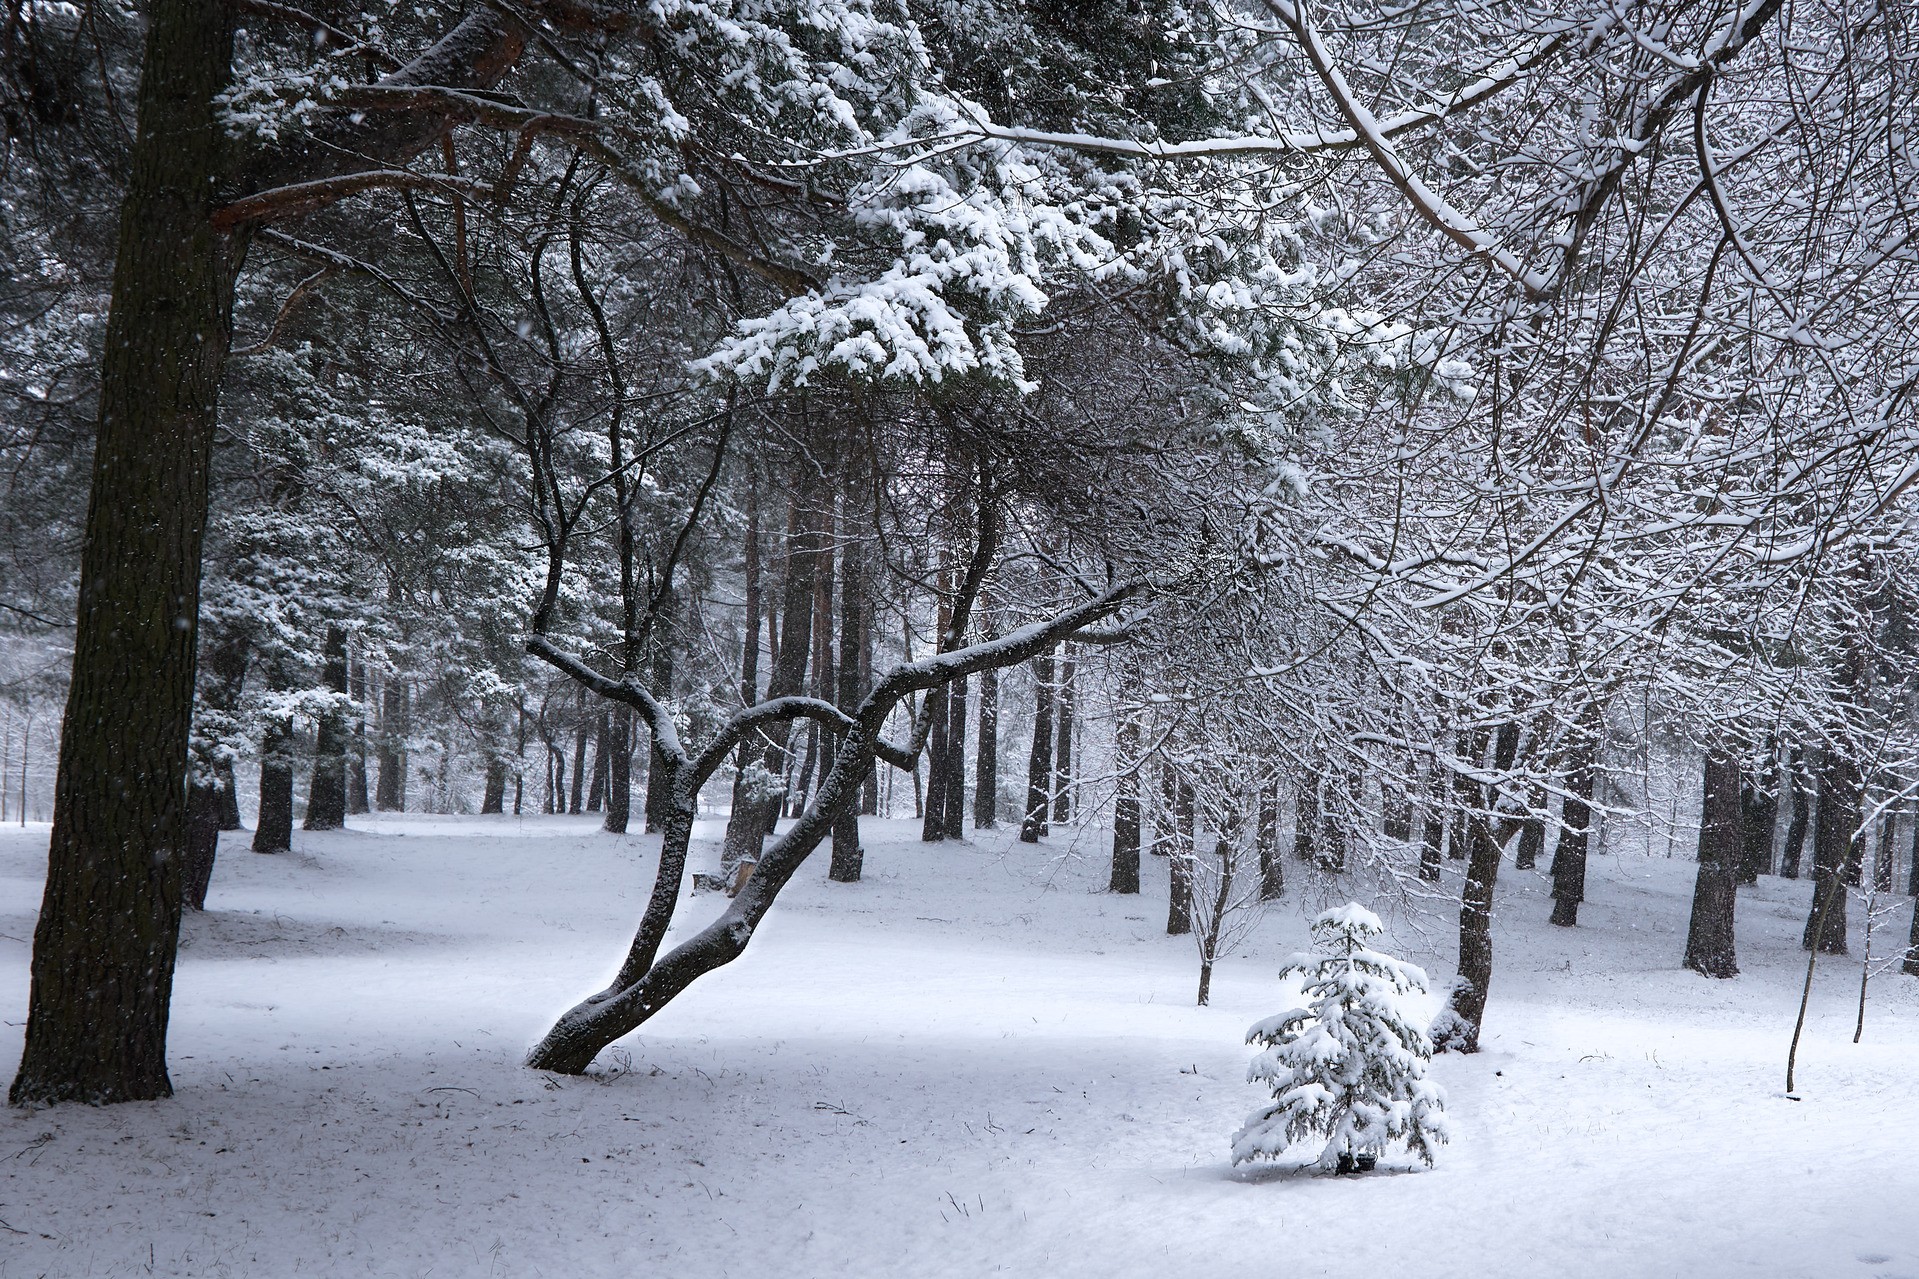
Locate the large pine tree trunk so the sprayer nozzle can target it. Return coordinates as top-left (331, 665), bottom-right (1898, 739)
top-left (830, 508), bottom-right (866, 881)
top-left (304, 625), bottom-right (349, 830)
top-left (253, 716), bottom-right (295, 853)
top-left (972, 663), bottom-right (999, 829)
top-left (1781, 747), bottom-right (1813, 878)
top-left (602, 707), bottom-right (632, 831)
top-left (1166, 778), bottom-right (1195, 935)
top-left (1437, 723), bottom-right (1516, 1053)
top-left (1051, 651), bottom-right (1074, 824)
top-left (346, 651), bottom-right (370, 815)
top-left (722, 498), bottom-right (816, 873)
top-left (182, 780), bottom-right (222, 913)
top-left (1684, 746), bottom-right (1742, 977)
top-left (1018, 649), bottom-right (1054, 842)
top-left (1550, 708), bottom-right (1598, 927)
top-left (11, 0), bottom-right (239, 1106)
top-left (1804, 746), bottom-right (1858, 954)
top-left (1109, 706), bottom-right (1141, 894)
top-left (375, 678), bottom-right (408, 811)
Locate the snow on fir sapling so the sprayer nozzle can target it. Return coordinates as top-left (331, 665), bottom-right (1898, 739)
top-left (1233, 903), bottom-right (1449, 1174)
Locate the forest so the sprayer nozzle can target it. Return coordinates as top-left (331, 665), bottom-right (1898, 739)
top-left (0, 0), bottom-right (1915, 1274)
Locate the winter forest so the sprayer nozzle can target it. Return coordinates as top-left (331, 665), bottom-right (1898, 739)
top-left (0, 0), bottom-right (1915, 1274)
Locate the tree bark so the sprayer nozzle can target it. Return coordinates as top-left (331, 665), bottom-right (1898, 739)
top-left (303, 624), bottom-right (349, 830)
top-left (830, 508), bottom-right (866, 881)
top-left (1804, 747), bottom-right (1858, 954)
top-left (375, 677), bottom-right (408, 811)
top-left (586, 713), bottom-right (608, 812)
top-left (1019, 649), bottom-right (1055, 842)
top-left (1109, 706), bottom-right (1141, 894)
top-left (1514, 779), bottom-right (1547, 870)
top-left (1438, 723), bottom-right (1516, 1053)
top-left (1419, 759), bottom-right (1447, 882)
top-left (1257, 770), bottom-right (1283, 899)
top-left (1782, 747), bottom-right (1813, 879)
top-left (11, 0), bottom-right (239, 1106)
top-left (941, 675), bottom-right (968, 839)
top-left (1550, 709), bottom-right (1598, 927)
top-left (1739, 749), bottom-right (1779, 882)
top-left (253, 716), bottom-right (295, 853)
top-left (346, 650), bottom-right (370, 815)
top-left (973, 663), bottom-right (999, 829)
top-left (1684, 746), bottom-right (1742, 977)
top-left (1294, 774), bottom-right (1319, 865)
top-left (1166, 778), bottom-right (1196, 935)
top-left (182, 781), bottom-right (222, 913)
top-left (920, 577), bottom-right (951, 843)
top-left (602, 706), bottom-right (632, 831)
top-left (1051, 651), bottom-right (1074, 824)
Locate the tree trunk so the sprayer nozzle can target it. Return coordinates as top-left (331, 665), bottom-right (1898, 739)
top-left (1109, 707), bottom-right (1141, 894)
top-left (304, 624), bottom-right (349, 830)
top-left (586, 713), bottom-right (608, 812)
top-left (941, 675), bottom-right (968, 839)
top-left (11, 0), bottom-right (238, 1106)
top-left (920, 577), bottom-right (951, 842)
top-left (1550, 709), bottom-right (1598, 927)
top-left (1739, 749), bottom-right (1779, 882)
top-left (1804, 747), bottom-right (1857, 954)
top-left (1873, 809), bottom-right (1896, 894)
top-left (1294, 775), bottom-right (1319, 865)
top-left (1907, 811), bottom-right (1919, 898)
top-left (1684, 746), bottom-right (1742, 977)
top-left (1257, 770), bottom-right (1283, 899)
top-left (375, 678), bottom-right (408, 811)
top-left (215, 762), bottom-right (244, 831)
top-left (722, 497), bottom-right (816, 872)
top-left (1419, 760), bottom-right (1447, 882)
top-left (1051, 651), bottom-right (1074, 824)
top-left (1438, 723), bottom-right (1516, 1053)
top-left (830, 509), bottom-right (866, 882)
top-left (253, 716), bottom-right (294, 853)
top-left (482, 756), bottom-right (508, 815)
top-left (1781, 747), bottom-right (1813, 879)
top-left (603, 706), bottom-right (632, 831)
top-left (1514, 780), bottom-right (1547, 870)
top-left (973, 663), bottom-right (999, 829)
top-left (570, 725), bottom-right (587, 813)
top-left (347, 651), bottom-right (370, 815)
top-left (1019, 649), bottom-right (1054, 842)
top-left (182, 781), bottom-right (221, 912)
top-left (1166, 778), bottom-right (1195, 935)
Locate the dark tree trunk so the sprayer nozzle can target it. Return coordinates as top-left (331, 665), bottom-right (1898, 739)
top-left (253, 716), bottom-right (294, 853)
top-left (11, 0), bottom-right (239, 1106)
top-left (1781, 747), bottom-right (1813, 879)
top-left (1382, 781), bottom-right (1415, 843)
top-left (1019, 649), bottom-right (1054, 842)
top-left (941, 675), bottom-right (968, 839)
top-left (1166, 778), bottom-right (1195, 935)
top-left (1419, 760), bottom-right (1447, 882)
top-left (586, 713), bottom-right (608, 813)
top-left (1257, 770), bottom-right (1284, 899)
top-left (722, 498), bottom-right (816, 871)
top-left (1051, 652), bottom-right (1074, 824)
top-left (1905, 889), bottom-right (1919, 978)
top-left (1514, 780), bottom-right (1547, 870)
top-left (830, 510), bottom-right (866, 882)
top-left (1804, 747), bottom-right (1858, 954)
top-left (1874, 810), bottom-right (1896, 894)
top-left (304, 625), bottom-right (349, 830)
top-left (920, 582), bottom-right (951, 843)
top-left (1109, 708), bottom-right (1141, 894)
top-left (1153, 758), bottom-right (1176, 857)
top-left (1294, 775), bottom-right (1319, 865)
top-left (603, 706), bottom-right (632, 832)
top-left (1738, 750), bottom-right (1779, 882)
top-left (1438, 723), bottom-right (1517, 1053)
top-left (1908, 813), bottom-right (1919, 898)
top-left (1550, 709), bottom-right (1599, 927)
top-left (570, 725), bottom-right (587, 813)
top-left (347, 652), bottom-right (370, 815)
top-left (182, 781), bottom-right (221, 913)
top-left (973, 663), bottom-right (999, 828)
top-left (482, 757), bottom-right (508, 815)
top-left (375, 678), bottom-right (408, 811)
top-left (215, 762), bottom-right (244, 831)
top-left (1684, 746), bottom-right (1742, 977)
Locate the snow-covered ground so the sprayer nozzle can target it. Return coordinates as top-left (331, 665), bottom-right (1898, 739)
top-left (1, 815), bottom-right (1915, 1278)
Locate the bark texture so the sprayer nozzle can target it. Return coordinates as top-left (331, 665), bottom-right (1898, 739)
top-left (12, 0), bottom-right (239, 1105)
top-left (1683, 747), bottom-right (1742, 977)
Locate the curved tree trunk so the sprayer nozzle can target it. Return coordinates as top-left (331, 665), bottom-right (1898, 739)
top-left (11, 0), bottom-right (239, 1106)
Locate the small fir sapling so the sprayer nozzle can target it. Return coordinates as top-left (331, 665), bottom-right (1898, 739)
top-left (1232, 904), bottom-right (1449, 1173)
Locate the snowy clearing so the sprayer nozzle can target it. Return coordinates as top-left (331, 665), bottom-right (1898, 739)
top-left (3, 816), bottom-right (1915, 1278)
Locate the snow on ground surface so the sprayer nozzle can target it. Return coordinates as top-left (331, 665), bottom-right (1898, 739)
top-left (1, 814), bottom-right (1916, 1278)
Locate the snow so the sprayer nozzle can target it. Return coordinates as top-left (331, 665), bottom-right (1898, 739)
top-left (2, 815), bottom-right (1917, 1277)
